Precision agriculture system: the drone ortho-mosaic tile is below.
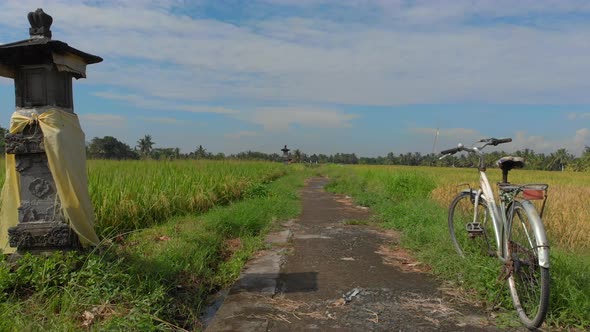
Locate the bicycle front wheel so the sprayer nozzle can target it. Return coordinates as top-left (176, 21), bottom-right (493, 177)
top-left (507, 200), bottom-right (550, 329)
top-left (448, 192), bottom-right (495, 257)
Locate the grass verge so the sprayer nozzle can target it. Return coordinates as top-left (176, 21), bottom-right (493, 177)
top-left (322, 165), bottom-right (590, 330)
top-left (0, 168), bottom-right (309, 331)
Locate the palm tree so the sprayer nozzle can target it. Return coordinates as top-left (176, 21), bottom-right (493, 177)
top-left (194, 145), bottom-right (208, 159)
top-left (136, 134), bottom-right (155, 158)
top-left (293, 149), bottom-right (302, 163)
top-left (547, 148), bottom-right (573, 171)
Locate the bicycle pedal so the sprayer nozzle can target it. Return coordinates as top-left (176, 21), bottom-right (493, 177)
top-left (466, 222), bottom-right (484, 236)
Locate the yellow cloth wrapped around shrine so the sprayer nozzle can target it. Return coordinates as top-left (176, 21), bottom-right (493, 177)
top-left (0, 109), bottom-right (99, 253)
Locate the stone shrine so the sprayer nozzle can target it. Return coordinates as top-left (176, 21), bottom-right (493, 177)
top-left (0, 9), bottom-right (102, 254)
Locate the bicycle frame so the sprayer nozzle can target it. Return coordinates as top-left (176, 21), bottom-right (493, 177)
top-left (477, 169), bottom-right (508, 261)
top-left (465, 149), bottom-right (550, 268)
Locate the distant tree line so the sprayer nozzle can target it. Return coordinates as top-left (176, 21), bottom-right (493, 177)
top-left (0, 124), bottom-right (586, 172)
top-left (355, 148), bottom-right (590, 172)
top-left (78, 134), bottom-right (590, 172)
top-left (86, 135), bottom-right (224, 161)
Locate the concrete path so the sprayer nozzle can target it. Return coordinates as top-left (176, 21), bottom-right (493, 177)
top-left (205, 177), bottom-right (505, 332)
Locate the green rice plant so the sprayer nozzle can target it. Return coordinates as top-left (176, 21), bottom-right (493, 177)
top-left (86, 160), bottom-right (288, 236)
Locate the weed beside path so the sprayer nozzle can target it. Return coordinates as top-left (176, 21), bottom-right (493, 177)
top-left (322, 165), bottom-right (590, 330)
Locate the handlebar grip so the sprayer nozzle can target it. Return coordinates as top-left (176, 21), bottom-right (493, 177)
top-left (440, 147), bottom-right (460, 155)
top-left (493, 138), bottom-right (512, 145)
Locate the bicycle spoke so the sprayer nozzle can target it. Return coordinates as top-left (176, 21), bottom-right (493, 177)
top-left (511, 241), bottom-right (540, 313)
top-left (517, 210), bottom-right (535, 250)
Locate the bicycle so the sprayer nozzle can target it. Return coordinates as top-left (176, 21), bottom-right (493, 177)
top-left (440, 138), bottom-right (550, 330)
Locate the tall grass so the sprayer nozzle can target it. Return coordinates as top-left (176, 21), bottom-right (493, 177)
top-left (323, 165), bottom-right (590, 329)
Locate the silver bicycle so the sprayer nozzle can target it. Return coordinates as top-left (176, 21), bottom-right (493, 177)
top-left (441, 138), bottom-right (550, 330)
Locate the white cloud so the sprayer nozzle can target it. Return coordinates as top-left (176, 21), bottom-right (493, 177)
top-left (2, 1), bottom-right (590, 107)
top-left (246, 107), bottom-right (357, 131)
top-left (93, 91), bottom-right (238, 114)
top-left (567, 112), bottom-right (590, 120)
top-left (409, 127), bottom-right (481, 153)
top-left (512, 129), bottom-right (590, 155)
top-left (573, 128), bottom-right (590, 149)
top-left (411, 127), bottom-right (479, 138)
top-left (373, 0), bottom-right (590, 25)
top-left (174, 105), bottom-right (238, 114)
top-left (512, 131), bottom-right (555, 152)
top-left (136, 116), bottom-right (183, 125)
top-left (79, 113), bottom-right (127, 127)
top-left (262, 0), bottom-right (590, 18)
top-left (224, 130), bottom-right (260, 139)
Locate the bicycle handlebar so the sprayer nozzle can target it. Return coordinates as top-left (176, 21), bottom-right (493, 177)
top-left (493, 138), bottom-right (512, 145)
top-left (481, 137), bottom-right (512, 146)
top-left (440, 147), bottom-right (461, 155)
top-left (440, 137), bottom-right (512, 156)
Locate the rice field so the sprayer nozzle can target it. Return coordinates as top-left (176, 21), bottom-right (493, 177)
top-left (1, 159), bottom-right (289, 237)
top-left (1, 159), bottom-right (587, 251)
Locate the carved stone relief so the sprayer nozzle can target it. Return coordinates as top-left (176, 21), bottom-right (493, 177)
top-left (5, 123), bottom-right (73, 251)
top-left (5, 132), bottom-right (45, 154)
top-left (29, 178), bottom-right (53, 199)
top-left (18, 203), bottom-right (39, 223)
top-left (8, 223), bottom-right (74, 249)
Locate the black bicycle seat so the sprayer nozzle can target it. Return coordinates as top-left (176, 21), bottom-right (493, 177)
top-left (497, 156), bottom-right (525, 171)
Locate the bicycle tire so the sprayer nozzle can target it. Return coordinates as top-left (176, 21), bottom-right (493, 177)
top-left (448, 192), bottom-right (496, 257)
top-left (507, 200), bottom-right (550, 329)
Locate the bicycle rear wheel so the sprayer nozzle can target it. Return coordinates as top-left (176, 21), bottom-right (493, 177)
top-left (448, 192), bottom-right (496, 257)
top-left (507, 200), bottom-right (550, 329)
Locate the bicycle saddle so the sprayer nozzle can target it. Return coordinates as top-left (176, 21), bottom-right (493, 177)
top-left (497, 156), bottom-right (525, 171)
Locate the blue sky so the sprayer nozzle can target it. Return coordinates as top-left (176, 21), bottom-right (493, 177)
top-left (1, 0), bottom-right (589, 156)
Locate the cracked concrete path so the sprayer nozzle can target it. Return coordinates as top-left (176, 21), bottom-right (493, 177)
top-left (206, 177), bottom-right (506, 332)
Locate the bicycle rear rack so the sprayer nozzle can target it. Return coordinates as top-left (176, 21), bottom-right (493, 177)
top-left (498, 183), bottom-right (549, 218)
